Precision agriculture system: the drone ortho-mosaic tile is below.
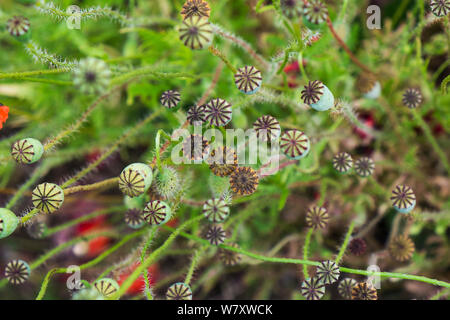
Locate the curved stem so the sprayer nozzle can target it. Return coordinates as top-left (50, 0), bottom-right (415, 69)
top-left (184, 246), bottom-right (207, 286)
top-left (335, 220), bottom-right (355, 264)
top-left (302, 228), bottom-right (313, 278)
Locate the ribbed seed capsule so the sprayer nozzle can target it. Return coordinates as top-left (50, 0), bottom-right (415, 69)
top-left (205, 224), bottom-right (227, 246)
top-left (118, 163), bottom-right (153, 198)
top-left (7, 16), bottom-right (30, 40)
top-left (73, 58), bottom-right (111, 95)
top-left (206, 146), bottom-right (238, 177)
top-left (348, 238), bottom-right (367, 256)
top-left (166, 282), bottom-right (193, 300)
top-left (430, 0), bottom-right (450, 17)
top-left (303, 0), bottom-right (328, 24)
top-left (11, 138), bottom-right (44, 164)
top-left (0, 208), bottom-right (19, 239)
top-left (300, 277), bottom-right (325, 300)
top-left (301, 80), bottom-right (334, 111)
top-left (253, 115), bottom-right (281, 142)
top-left (306, 206), bottom-right (329, 229)
top-left (182, 134), bottom-right (210, 161)
top-left (143, 200), bottom-right (172, 225)
top-left (124, 209), bottom-right (145, 229)
top-left (354, 157), bottom-right (375, 177)
top-left (5, 259), bottom-right (30, 285)
top-left (316, 260), bottom-right (340, 284)
top-left (280, 0), bottom-right (302, 18)
top-left (391, 185), bottom-right (416, 213)
top-left (187, 105), bottom-right (206, 124)
top-left (94, 278), bottom-right (120, 298)
top-left (26, 221), bottom-right (47, 239)
top-left (388, 235), bottom-right (415, 262)
top-left (280, 130), bottom-right (310, 159)
top-left (204, 98), bottom-right (233, 127)
top-left (179, 16), bottom-right (213, 50)
top-left (160, 90), bottom-right (181, 109)
top-left (234, 66), bottom-right (262, 94)
top-left (402, 88), bottom-right (423, 109)
top-left (219, 242), bottom-right (241, 266)
top-left (203, 198), bottom-right (230, 223)
top-left (351, 282), bottom-right (378, 300)
top-left (181, 0), bottom-right (211, 20)
top-left (338, 278), bottom-right (358, 300)
top-left (332, 152), bottom-right (353, 173)
top-left (229, 166), bottom-right (259, 196)
top-left (32, 183), bottom-right (64, 213)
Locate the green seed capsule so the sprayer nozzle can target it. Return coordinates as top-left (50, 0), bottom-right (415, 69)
top-left (301, 80), bottom-right (334, 111)
top-left (5, 259), bottom-right (30, 285)
top-left (0, 208), bottom-right (19, 239)
top-left (11, 138), bottom-right (44, 164)
top-left (94, 278), bottom-right (120, 298)
top-left (118, 163), bottom-right (153, 197)
top-left (143, 200), bottom-right (172, 225)
top-left (32, 183), bottom-right (64, 213)
top-left (166, 282), bottom-right (192, 300)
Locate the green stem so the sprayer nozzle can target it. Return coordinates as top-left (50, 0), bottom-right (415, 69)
top-left (208, 46), bottom-right (237, 74)
top-left (112, 215), bottom-right (204, 299)
top-left (35, 228), bottom-right (148, 300)
top-left (141, 227), bottom-right (158, 300)
top-left (302, 228), bottom-right (313, 278)
top-left (184, 246), bottom-right (207, 286)
top-left (335, 220), bottom-right (356, 264)
top-left (0, 69), bottom-right (68, 79)
top-left (164, 227), bottom-right (450, 289)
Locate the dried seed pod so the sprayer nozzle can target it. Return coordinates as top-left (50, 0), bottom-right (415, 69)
top-left (203, 198), bottom-right (230, 223)
top-left (301, 80), bottom-right (334, 111)
top-left (26, 221), bottom-right (47, 239)
top-left (118, 163), bottom-right (153, 198)
top-left (402, 88), bottom-right (423, 109)
top-left (143, 200), bottom-right (172, 226)
top-left (303, 0), bottom-right (328, 25)
top-left (391, 185), bottom-right (416, 214)
top-left (5, 259), bottom-right (30, 285)
top-left (332, 152), bottom-right (353, 173)
top-left (280, 0), bottom-right (302, 18)
top-left (351, 282), bottom-right (378, 300)
top-left (348, 238), bottom-right (367, 256)
top-left (316, 260), bottom-right (340, 284)
top-left (219, 242), bottom-right (241, 266)
top-left (32, 183), bottom-right (64, 213)
top-left (204, 98), bottom-right (233, 127)
top-left (179, 16), bottom-right (213, 50)
top-left (305, 206), bottom-right (329, 229)
top-left (280, 130), bottom-right (310, 159)
top-left (354, 157), bottom-right (375, 177)
top-left (73, 58), bottom-right (111, 95)
top-left (181, 0), bottom-right (210, 19)
top-left (229, 166), bottom-right (259, 196)
top-left (355, 73), bottom-right (381, 99)
top-left (253, 115), bottom-right (281, 142)
top-left (205, 224), bottom-right (227, 245)
top-left (0, 208), bottom-right (19, 239)
top-left (11, 138), bottom-right (44, 164)
top-left (166, 282), bottom-right (192, 300)
top-left (160, 90), bottom-right (181, 109)
top-left (206, 146), bottom-right (238, 177)
top-left (300, 277), bottom-right (325, 300)
top-left (338, 278), bottom-right (358, 300)
top-left (124, 209), bottom-right (145, 229)
top-left (430, 0), bottom-right (450, 17)
top-left (186, 105), bottom-right (206, 124)
top-left (94, 278), bottom-right (120, 298)
top-left (6, 16), bottom-right (30, 40)
top-left (389, 235), bottom-right (415, 262)
top-left (234, 66), bottom-right (262, 94)
top-left (182, 134), bottom-right (210, 161)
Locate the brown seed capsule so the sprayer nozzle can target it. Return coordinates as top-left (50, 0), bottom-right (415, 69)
top-left (205, 224), bottom-right (227, 245)
top-left (219, 242), bottom-right (241, 266)
top-left (305, 205), bottom-right (329, 229)
top-left (388, 234), bottom-right (415, 262)
top-left (229, 166), bottom-right (259, 196)
top-left (181, 0), bottom-right (211, 20)
top-left (351, 282), bottom-right (378, 300)
top-left (206, 146), bottom-right (238, 177)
